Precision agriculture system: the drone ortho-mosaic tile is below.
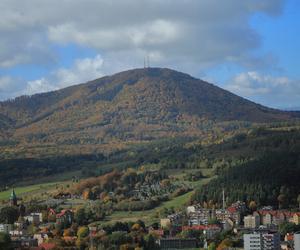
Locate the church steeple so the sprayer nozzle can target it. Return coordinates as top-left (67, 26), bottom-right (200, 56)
top-left (10, 188), bottom-right (17, 206)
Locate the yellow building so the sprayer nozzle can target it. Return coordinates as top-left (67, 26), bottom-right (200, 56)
top-left (293, 213), bottom-right (300, 225)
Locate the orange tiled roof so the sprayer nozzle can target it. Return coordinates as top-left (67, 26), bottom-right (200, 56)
top-left (39, 243), bottom-right (56, 250)
top-left (182, 224), bottom-right (221, 231)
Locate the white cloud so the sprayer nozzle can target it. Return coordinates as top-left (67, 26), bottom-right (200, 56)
top-left (54, 54), bottom-right (104, 87)
top-left (226, 71), bottom-right (300, 108)
top-left (0, 54), bottom-right (105, 100)
top-left (0, 0), bottom-right (285, 69)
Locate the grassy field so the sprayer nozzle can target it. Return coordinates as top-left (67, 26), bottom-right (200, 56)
top-left (0, 182), bottom-right (65, 201)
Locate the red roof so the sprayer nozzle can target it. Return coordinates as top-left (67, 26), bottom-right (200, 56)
top-left (39, 243), bottom-right (56, 250)
top-left (182, 225), bottom-right (221, 231)
top-left (227, 207), bottom-right (238, 213)
top-left (48, 208), bottom-right (56, 215)
top-left (257, 210), bottom-right (298, 218)
top-left (56, 209), bottom-right (72, 218)
top-left (286, 234), bottom-right (294, 241)
top-left (149, 229), bottom-right (164, 236)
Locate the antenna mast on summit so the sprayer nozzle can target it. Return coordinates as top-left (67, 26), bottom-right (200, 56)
top-left (147, 55), bottom-right (150, 68)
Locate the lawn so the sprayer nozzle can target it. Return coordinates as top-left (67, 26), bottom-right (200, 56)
top-left (0, 182), bottom-right (63, 201)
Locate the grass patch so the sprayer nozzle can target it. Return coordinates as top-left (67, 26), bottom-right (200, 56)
top-left (0, 182), bottom-right (63, 201)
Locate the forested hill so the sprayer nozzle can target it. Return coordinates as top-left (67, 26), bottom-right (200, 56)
top-left (0, 68), bottom-right (299, 159)
top-left (192, 127), bottom-right (300, 208)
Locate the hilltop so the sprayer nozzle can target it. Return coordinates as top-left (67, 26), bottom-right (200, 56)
top-left (0, 68), bottom-right (298, 155)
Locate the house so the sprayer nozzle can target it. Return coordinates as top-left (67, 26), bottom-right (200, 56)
top-left (0, 224), bottom-right (13, 234)
top-left (9, 229), bottom-right (26, 237)
top-left (187, 204), bottom-right (241, 226)
top-left (33, 233), bottom-right (49, 245)
top-left (224, 218), bottom-right (235, 231)
top-left (38, 242), bottom-right (57, 250)
top-left (186, 205), bottom-right (196, 215)
top-left (14, 216), bottom-right (27, 230)
top-left (56, 209), bottom-right (73, 225)
top-left (280, 241), bottom-right (292, 250)
top-left (293, 213), bottom-right (300, 225)
top-left (148, 227), bottom-right (164, 237)
top-left (255, 210), bottom-right (294, 226)
top-left (24, 213), bottom-right (43, 225)
top-left (230, 201), bottom-right (246, 213)
top-left (160, 218), bottom-right (171, 229)
top-left (188, 208), bottom-right (211, 225)
top-left (10, 237), bottom-right (38, 249)
top-left (215, 208), bottom-right (241, 225)
top-left (167, 212), bottom-right (184, 226)
top-left (182, 225), bottom-right (221, 240)
top-left (244, 214), bottom-right (260, 229)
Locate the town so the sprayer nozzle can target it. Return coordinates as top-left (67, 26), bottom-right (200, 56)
top-left (1, 187), bottom-right (300, 250)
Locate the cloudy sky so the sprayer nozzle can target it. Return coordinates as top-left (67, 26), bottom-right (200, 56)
top-left (0, 0), bottom-right (299, 109)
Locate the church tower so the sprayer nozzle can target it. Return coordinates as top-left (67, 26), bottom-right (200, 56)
top-left (10, 188), bottom-right (17, 206)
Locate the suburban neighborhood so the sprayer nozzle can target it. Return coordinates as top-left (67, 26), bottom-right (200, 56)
top-left (1, 188), bottom-right (300, 249)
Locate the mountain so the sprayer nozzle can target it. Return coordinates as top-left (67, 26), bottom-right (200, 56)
top-left (0, 68), bottom-right (299, 158)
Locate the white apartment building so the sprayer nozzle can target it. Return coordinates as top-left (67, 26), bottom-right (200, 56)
top-left (294, 233), bottom-right (300, 250)
top-left (244, 232), bottom-right (280, 250)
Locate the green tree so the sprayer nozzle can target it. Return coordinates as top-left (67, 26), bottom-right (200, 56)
top-left (297, 194), bottom-right (300, 209)
top-left (0, 232), bottom-right (11, 250)
top-left (277, 194), bottom-right (287, 209)
top-left (208, 242), bottom-right (217, 250)
top-left (145, 234), bottom-right (159, 250)
top-left (77, 226), bottom-right (89, 239)
top-left (75, 208), bottom-right (86, 225)
top-left (279, 222), bottom-right (300, 235)
top-left (249, 201), bottom-right (257, 211)
top-left (0, 207), bottom-right (19, 224)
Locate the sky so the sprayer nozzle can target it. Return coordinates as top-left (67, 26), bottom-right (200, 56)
top-left (0, 0), bottom-right (299, 109)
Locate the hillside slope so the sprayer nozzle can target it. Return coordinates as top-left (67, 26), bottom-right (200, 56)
top-left (0, 68), bottom-right (299, 157)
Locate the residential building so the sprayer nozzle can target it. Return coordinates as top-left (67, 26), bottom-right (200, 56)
top-left (186, 205), bottom-right (196, 215)
top-left (166, 212), bottom-right (184, 226)
top-left (187, 206), bottom-right (241, 226)
top-left (160, 218), bottom-right (171, 229)
top-left (295, 233), bottom-right (300, 250)
top-left (224, 218), bottom-right (235, 231)
top-left (215, 208), bottom-right (241, 225)
top-left (244, 214), bottom-right (260, 229)
top-left (293, 213), bottom-right (300, 225)
top-left (244, 233), bottom-right (262, 250)
top-left (255, 210), bottom-right (295, 226)
top-left (33, 233), bottom-right (49, 245)
top-left (182, 225), bottom-right (221, 240)
top-left (230, 201), bottom-right (247, 213)
top-left (262, 233), bottom-right (280, 250)
top-left (24, 213), bottom-right (42, 225)
top-left (0, 224), bottom-right (13, 233)
top-left (244, 232), bottom-right (280, 250)
top-left (56, 209), bottom-right (73, 225)
top-left (11, 237), bottom-right (38, 249)
top-left (188, 209), bottom-right (211, 225)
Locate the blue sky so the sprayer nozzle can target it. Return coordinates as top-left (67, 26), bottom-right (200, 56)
top-left (0, 0), bottom-right (299, 109)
